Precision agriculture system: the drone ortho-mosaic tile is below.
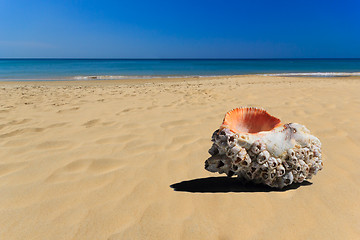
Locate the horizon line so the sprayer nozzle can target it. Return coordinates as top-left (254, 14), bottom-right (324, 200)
top-left (1, 57), bottom-right (360, 60)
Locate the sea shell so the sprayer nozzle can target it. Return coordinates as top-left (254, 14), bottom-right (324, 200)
top-left (204, 107), bottom-right (323, 188)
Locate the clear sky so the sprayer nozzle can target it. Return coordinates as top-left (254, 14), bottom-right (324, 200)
top-left (0, 0), bottom-right (359, 58)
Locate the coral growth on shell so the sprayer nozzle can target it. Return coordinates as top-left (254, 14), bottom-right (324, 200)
top-left (205, 107), bottom-right (323, 188)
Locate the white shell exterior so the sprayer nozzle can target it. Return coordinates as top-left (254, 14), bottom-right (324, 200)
top-left (205, 122), bottom-right (323, 188)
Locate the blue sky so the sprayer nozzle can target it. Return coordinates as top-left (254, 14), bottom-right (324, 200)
top-left (0, 0), bottom-right (359, 58)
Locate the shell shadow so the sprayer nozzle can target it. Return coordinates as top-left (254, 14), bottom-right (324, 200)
top-left (170, 177), bottom-right (312, 193)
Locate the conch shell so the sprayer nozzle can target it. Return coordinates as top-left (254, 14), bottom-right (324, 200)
top-left (205, 107), bottom-right (323, 188)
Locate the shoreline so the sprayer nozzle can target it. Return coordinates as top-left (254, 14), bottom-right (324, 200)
top-left (1, 74), bottom-right (360, 86)
top-left (1, 71), bottom-right (360, 82)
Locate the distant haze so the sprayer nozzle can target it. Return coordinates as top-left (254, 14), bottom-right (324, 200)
top-left (1, 0), bottom-right (359, 58)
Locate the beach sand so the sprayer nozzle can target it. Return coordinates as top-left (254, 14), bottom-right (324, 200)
top-left (0, 75), bottom-right (359, 240)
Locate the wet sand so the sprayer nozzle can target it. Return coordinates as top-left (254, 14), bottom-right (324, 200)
top-left (0, 75), bottom-right (360, 240)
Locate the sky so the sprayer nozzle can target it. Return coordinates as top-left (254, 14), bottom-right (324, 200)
top-left (0, 0), bottom-right (359, 58)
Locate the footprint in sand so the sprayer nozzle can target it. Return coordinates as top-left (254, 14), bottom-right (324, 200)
top-left (83, 119), bottom-right (101, 128)
top-left (0, 109), bottom-right (10, 114)
top-left (57, 107), bottom-right (80, 113)
top-left (46, 122), bottom-right (69, 128)
top-left (5, 118), bottom-right (32, 126)
top-left (122, 108), bottom-right (134, 113)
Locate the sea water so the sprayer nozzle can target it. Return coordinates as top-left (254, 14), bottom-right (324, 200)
top-left (0, 59), bottom-right (359, 81)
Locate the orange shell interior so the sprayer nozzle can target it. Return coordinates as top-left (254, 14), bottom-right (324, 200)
top-left (221, 107), bottom-right (282, 134)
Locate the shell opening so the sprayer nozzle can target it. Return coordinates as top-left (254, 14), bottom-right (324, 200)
top-left (222, 107), bottom-right (281, 134)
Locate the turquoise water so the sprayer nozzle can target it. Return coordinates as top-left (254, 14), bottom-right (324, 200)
top-left (0, 59), bottom-right (360, 81)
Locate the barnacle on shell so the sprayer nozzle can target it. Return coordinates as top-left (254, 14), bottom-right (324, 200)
top-left (204, 107), bottom-right (323, 189)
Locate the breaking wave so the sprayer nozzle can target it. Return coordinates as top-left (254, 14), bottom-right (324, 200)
top-left (261, 72), bottom-right (360, 77)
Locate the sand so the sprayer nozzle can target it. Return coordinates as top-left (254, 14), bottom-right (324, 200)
top-left (0, 75), bottom-right (359, 240)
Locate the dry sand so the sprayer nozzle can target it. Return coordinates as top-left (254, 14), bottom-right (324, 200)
top-left (0, 75), bottom-right (359, 240)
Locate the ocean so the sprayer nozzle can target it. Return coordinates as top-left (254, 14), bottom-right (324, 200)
top-left (0, 59), bottom-right (360, 81)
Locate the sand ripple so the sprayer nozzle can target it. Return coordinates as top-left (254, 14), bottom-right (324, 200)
top-left (0, 76), bottom-right (360, 239)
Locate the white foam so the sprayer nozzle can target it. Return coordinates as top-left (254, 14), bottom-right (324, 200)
top-left (73, 75), bottom-right (128, 80)
top-left (71, 75), bottom-right (219, 80)
top-left (260, 72), bottom-right (360, 77)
